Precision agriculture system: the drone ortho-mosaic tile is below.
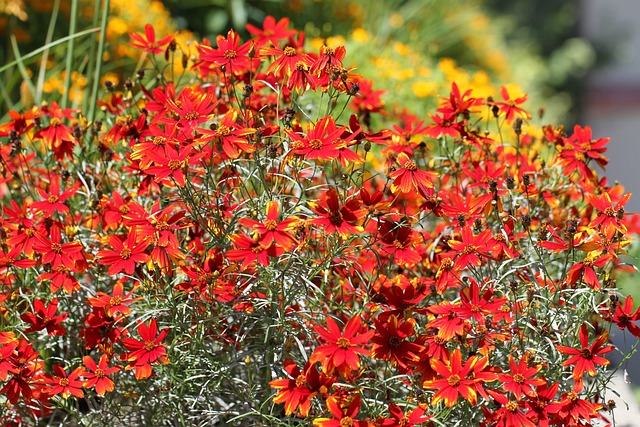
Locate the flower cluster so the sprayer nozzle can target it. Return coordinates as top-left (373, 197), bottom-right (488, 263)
top-left (0, 15), bottom-right (638, 426)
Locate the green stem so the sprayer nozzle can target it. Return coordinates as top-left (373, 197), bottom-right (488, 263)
top-left (88, 0), bottom-right (110, 125)
top-left (36, 0), bottom-right (61, 105)
top-left (62, 0), bottom-right (79, 109)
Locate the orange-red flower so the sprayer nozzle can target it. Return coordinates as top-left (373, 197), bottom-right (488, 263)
top-left (47, 365), bottom-right (85, 399)
top-left (307, 189), bottom-right (364, 238)
top-left (497, 354), bottom-right (546, 399)
top-left (238, 201), bottom-right (298, 250)
top-left (423, 348), bottom-right (496, 407)
top-left (87, 280), bottom-right (140, 317)
top-left (129, 23), bottom-right (174, 55)
top-left (313, 394), bottom-right (369, 427)
top-left (556, 323), bottom-right (613, 381)
top-left (310, 316), bottom-right (374, 375)
top-left (388, 152), bottom-right (439, 194)
top-left (21, 298), bottom-right (67, 336)
top-left (121, 319), bottom-right (169, 380)
top-left (371, 315), bottom-right (422, 370)
top-left (82, 355), bottom-right (120, 396)
top-left (269, 359), bottom-right (335, 417)
top-left (97, 231), bottom-right (150, 275)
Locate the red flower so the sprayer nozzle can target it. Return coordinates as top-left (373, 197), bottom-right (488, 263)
top-left (97, 231), bottom-right (150, 275)
top-left (121, 319), bottom-right (169, 379)
top-left (82, 355), bottom-right (120, 396)
top-left (307, 189), bottom-right (364, 238)
top-left (485, 390), bottom-right (536, 427)
top-left (87, 280), bottom-right (140, 317)
top-left (310, 316), bottom-right (374, 376)
top-left (286, 116), bottom-right (346, 162)
top-left (606, 295), bottom-right (640, 337)
top-left (547, 389), bottom-right (603, 426)
top-left (371, 315), bottom-right (422, 370)
top-left (491, 86), bottom-right (531, 124)
top-left (246, 15), bottom-right (296, 48)
top-left (198, 29), bottom-right (256, 72)
top-left (47, 365), bottom-right (85, 399)
top-left (423, 348), bottom-right (496, 407)
top-left (32, 225), bottom-right (84, 271)
top-left (388, 152), bottom-right (439, 194)
top-left (238, 201), bottom-right (298, 251)
top-left (21, 298), bottom-right (67, 336)
top-left (497, 354), bottom-right (546, 399)
top-left (129, 23), bottom-right (174, 55)
top-left (313, 394), bottom-right (369, 427)
top-left (447, 226), bottom-right (495, 269)
top-left (226, 233), bottom-right (282, 269)
top-left (379, 403), bottom-right (431, 427)
top-left (565, 252), bottom-right (611, 290)
top-left (588, 191), bottom-right (631, 234)
top-left (30, 176), bottom-right (80, 217)
top-left (269, 359), bottom-right (335, 417)
top-left (197, 109), bottom-right (256, 159)
top-left (556, 323), bottom-right (614, 381)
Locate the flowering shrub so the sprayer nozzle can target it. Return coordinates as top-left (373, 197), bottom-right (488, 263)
top-left (0, 15), bottom-right (639, 427)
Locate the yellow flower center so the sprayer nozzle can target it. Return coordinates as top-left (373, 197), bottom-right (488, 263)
top-left (448, 374), bottom-right (461, 387)
top-left (336, 336), bottom-right (351, 349)
top-left (224, 50), bottom-right (237, 59)
top-left (120, 248), bottom-right (132, 260)
top-left (264, 220), bottom-right (278, 231)
top-left (284, 46), bottom-right (296, 57)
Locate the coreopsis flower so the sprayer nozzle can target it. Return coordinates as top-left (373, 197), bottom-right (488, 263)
top-left (144, 144), bottom-right (204, 186)
top-left (38, 266), bottom-right (80, 294)
top-left (226, 232), bottom-right (282, 269)
top-left (166, 88), bottom-right (218, 131)
top-left (313, 394), bottom-right (369, 427)
top-left (426, 300), bottom-right (470, 340)
top-left (307, 189), bottom-right (365, 238)
top-left (546, 389), bottom-right (603, 426)
top-left (605, 295), bottom-right (640, 337)
top-left (87, 280), bottom-right (140, 317)
top-left (379, 403), bottom-right (431, 427)
top-left (555, 125), bottom-right (609, 180)
top-left (262, 34), bottom-right (312, 78)
top-left (588, 191), bottom-right (631, 234)
top-left (30, 176), bottom-right (80, 217)
top-left (523, 381), bottom-right (560, 427)
top-left (426, 112), bottom-right (464, 139)
top-left (484, 390), bottom-right (536, 427)
top-left (129, 23), bottom-right (174, 55)
top-left (423, 348), bottom-right (496, 407)
top-left (47, 365), bottom-right (85, 399)
top-left (97, 231), bottom-right (150, 275)
top-left (556, 323), bottom-right (614, 380)
top-left (491, 86), bottom-right (531, 124)
top-left (453, 280), bottom-right (506, 324)
top-left (388, 152), bottom-right (439, 194)
top-left (121, 319), bottom-right (169, 380)
top-left (197, 109), bottom-right (256, 159)
top-left (246, 15), bottom-right (296, 48)
top-left (269, 359), bottom-right (335, 417)
top-left (376, 219), bottom-right (422, 265)
top-left (80, 307), bottom-right (126, 350)
top-left (497, 354), bottom-right (546, 399)
top-left (565, 252), bottom-right (611, 290)
top-left (286, 115), bottom-right (346, 162)
top-left (2, 340), bottom-right (44, 403)
top-left (447, 227), bottom-right (495, 269)
top-left (32, 225), bottom-right (84, 271)
top-left (21, 298), bottom-right (67, 336)
top-left (82, 355), bottom-right (120, 396)
top-left (310, 315), bottom-right (374, 376)
top-left (437, 82), bottom-right (483, 118)
top-left (238, 201), bottom-right (298, 250)
top-left (0, 340), bottom-right (18, 381)
top-left (371, 315), bottom-right (422, 370)
top-left (198, 29), bottom-right (257, 72)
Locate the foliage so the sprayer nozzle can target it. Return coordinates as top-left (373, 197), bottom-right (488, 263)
top-left (0, 12), bottom-right (638, 427)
